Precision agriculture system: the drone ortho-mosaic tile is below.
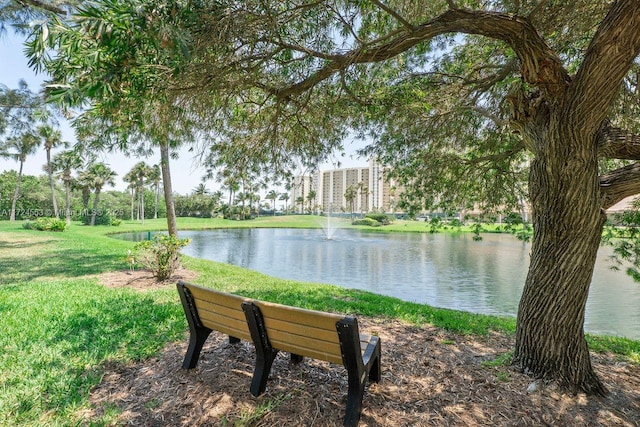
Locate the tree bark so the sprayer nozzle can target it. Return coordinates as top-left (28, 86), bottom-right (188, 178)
top-left (46, 148), bottom-right (59, 218)
top-left (10, 161), bottom-right (24, 222)
top-left (64, 181), bottom-right (71, 225)
top-left (512, 114), bottom-right (607, 395)
top-left (90, 188), bottom-right (101, 226)
top-left (160, 142), bottom-right (178, 237)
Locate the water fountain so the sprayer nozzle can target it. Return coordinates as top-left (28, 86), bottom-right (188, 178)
top-left (321, 205), bottom-right (338, 240)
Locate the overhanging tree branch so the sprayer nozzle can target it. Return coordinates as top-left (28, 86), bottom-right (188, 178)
top-left (600, 162), bottom-right (640, 209)
top-left (15, 0), bottom-right (68, 16)
top-left (271, 8), bottom-right (569, 101)
top-left (597, 125), bottom-right (640, 160)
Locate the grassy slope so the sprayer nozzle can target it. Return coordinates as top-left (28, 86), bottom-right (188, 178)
top-left (0, 217), bottom-right (638, 426)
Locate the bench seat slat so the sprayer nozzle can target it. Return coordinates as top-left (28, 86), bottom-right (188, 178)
top-left (267, 328), bottom-right (342, 357)
top-left (195, 299), bottom-right (248, 323)
top-left (262, 318), bottom-right (340, 344)
top-left (197, 313), bottom-right (252, 342)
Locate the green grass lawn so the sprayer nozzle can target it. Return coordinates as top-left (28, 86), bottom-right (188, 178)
top-left (0, 216), bottom-right (637, 426)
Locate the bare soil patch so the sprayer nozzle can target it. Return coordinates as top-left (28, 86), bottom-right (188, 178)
top-left (85, 272), bottom-right (640, 426)
top-left (96, 268), bottom-right (198, 291)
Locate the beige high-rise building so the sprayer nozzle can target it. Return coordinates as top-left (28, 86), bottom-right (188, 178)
top-left (291, 159), bottom-right (402, 213)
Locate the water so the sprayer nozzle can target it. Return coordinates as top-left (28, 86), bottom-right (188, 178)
top-left (115, 228), bottom-right (640, 339)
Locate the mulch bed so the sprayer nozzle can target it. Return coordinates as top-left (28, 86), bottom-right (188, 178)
top-left (84, 272), bottom-right (640, 426)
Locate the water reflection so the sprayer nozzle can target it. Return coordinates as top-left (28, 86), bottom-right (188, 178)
top-left (116, 228), bottom-right (640, 339)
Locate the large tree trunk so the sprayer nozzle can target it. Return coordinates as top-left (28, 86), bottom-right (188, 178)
top-left (513, 118), bottom-right (607, 395)
top-left (159, 142), bottom-right (178, 237)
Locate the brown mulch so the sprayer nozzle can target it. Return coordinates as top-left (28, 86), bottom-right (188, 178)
top-left (85, 270), bottom-right (640, 426)
top-left (96, 268), bottom-right (199, 291)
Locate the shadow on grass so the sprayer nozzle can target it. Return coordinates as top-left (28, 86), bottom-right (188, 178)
top-left (0, 239), bottom-right (60, 249)
top-left (1, 283), bottom-right (186, 423)
top-left (0, 248), bottom-right (126, 285)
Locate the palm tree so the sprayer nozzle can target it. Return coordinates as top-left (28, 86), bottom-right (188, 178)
top-left (37, 125), bottom-right (66, 218)
top-left (148, 164), bottom-right (162, 219)
top-left (279, 192), bottom-right (290, 214)
top-left (192, 183), bottom-right (210, 196)
top-left (295, 196), bottom-right (305, 214)
top-left (344, 184), bottom-right (358, 220)
top-left (307, 189), bottom-right (317, 214)
top-left (51, 150), bottom-right (83, 225)
top-left (130, 162), bottom-right (152, 223)
top-left (211, 190), bottom-right (223, 217)
top-left (266, 190), bottom-right (278, 215)
top-left (1, 132), bottom-right (40, 221)
top-left (122, 170), bottom-right (136, 221)
top-left (357, 183), bottom-right (369, 213)
top-left (82, 162), bottom-right (117, 226)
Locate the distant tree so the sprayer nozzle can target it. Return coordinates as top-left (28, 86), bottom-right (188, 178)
top-left (307, 189), bottom-right (317, 214)
top-left (1, 132), bottom-right (40, 221)
top-left (81, 162), bottom-right (117, 226)
top-left (192, 183), bottom-right (210, 196)
top-left (279, 192), bottom-right (290, 214)
top-left (148, 164), bottom-right (162, 219)
top-left (266, 189), bottom-right (278, 215)
top-left (51, 149), bottom-right (82, 225)
top-left (37, 125), bottom-right (66, 218)
top-left (122, 170), bottom-right (136, 221)
top-left (129, 161), bottom-right (152, 223)
top-left (344, 185), bottom-right (358, 220)
top-left (295, 196), bottom-right (304, 214)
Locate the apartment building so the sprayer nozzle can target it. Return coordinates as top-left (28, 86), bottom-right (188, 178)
top-left (291, 159), bottom-right (401, 213)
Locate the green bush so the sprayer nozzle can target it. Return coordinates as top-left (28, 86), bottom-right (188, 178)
top-left (22, 217), bottom-right (67, 232)
top-left (365, 213), bottom-right (391, 225)
top-left (352, 218), bottom-right (381, 227)
top-left (110, 218), bottom-right (122, 227)
top-left (134, 234), bottom-right (191, 281)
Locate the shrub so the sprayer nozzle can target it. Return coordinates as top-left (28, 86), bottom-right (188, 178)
top-left (134, 234), bottom-right (191, 281)
top-left (82, 212), bottom-right (112, 226)
top-left (110, 218), bottom-right (122, 227)
top-left (22, 217), bottom-right (67, 232)
top-left (352, 218), bottom-right (380, 227)
top-left (365, 213), bottom-right (391, 225)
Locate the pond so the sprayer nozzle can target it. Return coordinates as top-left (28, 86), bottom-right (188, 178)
top-left (115, 228), bottom-right (640, 340)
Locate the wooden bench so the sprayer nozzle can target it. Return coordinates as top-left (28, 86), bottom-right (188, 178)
top-left (176, 281), bottom-right (381, 427)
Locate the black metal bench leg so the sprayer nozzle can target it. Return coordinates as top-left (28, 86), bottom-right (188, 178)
top-left (183, 326), bottom-right (213, 369)
top-left (337, 317), bottom-right (368, 427)
top-left (367, 338), bottom-right (382, 383)
top-left (242, 301), bottom-right (278, 397)
top-left (344, 374), bottom-right (366, 427)
top-left (178, 282), bottom-right (214, 369)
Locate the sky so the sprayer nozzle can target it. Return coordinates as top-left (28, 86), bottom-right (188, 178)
top-left (0, 31), bottom-right (367, 196)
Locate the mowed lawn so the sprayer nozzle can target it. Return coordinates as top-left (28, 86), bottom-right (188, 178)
top-left (0, 217), bottom-right (637, 426)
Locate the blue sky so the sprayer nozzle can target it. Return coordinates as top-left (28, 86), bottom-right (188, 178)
top-left (0, 30), bottom-right (365, 196)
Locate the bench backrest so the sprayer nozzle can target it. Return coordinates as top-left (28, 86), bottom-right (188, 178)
top-left (180, 281), bottom-right (355, 366)
top-left (253, 300), bottom-right (346, 365)
top-left (181, 282), bottom-right (252, 342)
